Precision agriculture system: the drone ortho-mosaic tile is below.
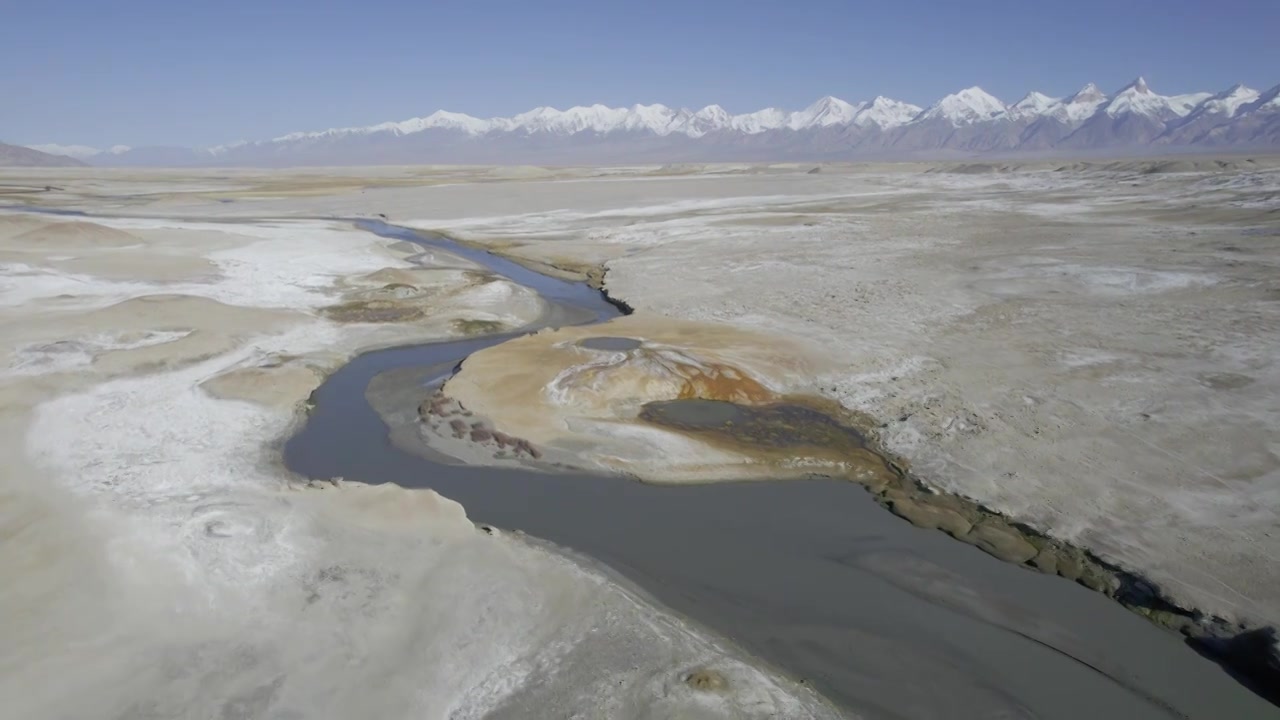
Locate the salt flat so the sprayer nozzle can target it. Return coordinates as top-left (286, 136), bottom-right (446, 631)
top-left (85, 156), bottom-right (1273, 630)
top-left (157, 157), bottom-right (1274, 634)
top-left (3, 158), bottom-right (1279, 715)
top-left (0, 195), bottom-right (841, 718)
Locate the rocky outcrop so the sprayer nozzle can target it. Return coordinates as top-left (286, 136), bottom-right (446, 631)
top-left (419, 391), bottom-right (543, 461)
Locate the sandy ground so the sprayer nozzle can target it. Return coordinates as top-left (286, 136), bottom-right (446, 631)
top-left (0, 205), bottom-right (841, 718)
top-left (3, 157), bottom-right (1278, 699)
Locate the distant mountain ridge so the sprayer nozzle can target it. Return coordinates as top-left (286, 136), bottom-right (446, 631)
top-left (24, 77), bottom-right (1280, 167)
top-left (0, 141), bottom-right (87, 167)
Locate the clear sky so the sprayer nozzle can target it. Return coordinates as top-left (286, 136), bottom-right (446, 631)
top-left (4, 0), bottom-right (1278, 148)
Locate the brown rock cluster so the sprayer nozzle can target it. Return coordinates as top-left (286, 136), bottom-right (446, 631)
top-left (418, 390), bottom-right (542, 460)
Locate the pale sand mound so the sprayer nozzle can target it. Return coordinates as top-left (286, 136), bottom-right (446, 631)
top-left (443, 313), bottom-right (834, 481)
top-left (51, 253), bottom-right (221, 283)
top-left (485, 165), bottom-right (556, 180)
top-left (201, 358), bottom-right (328, 408)
top-left (87, 295), bottom-right (299, 374)
top-left (10, 220), bottom-right (142, 249)
top-left (297, 481), bottom-right (474, 537)
top-left (0, 217), bottom-right (220, 282)
top-left (0, 214), bottom-right (49, 242)
top-left (5, 295), bottom-right (302, 383)
top-left (326, 267), bottom-right (544, 333)
top-left (351, 265), bottom-right (484, 288)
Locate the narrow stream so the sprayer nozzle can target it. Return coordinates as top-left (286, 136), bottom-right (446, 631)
top-left (348, 219), bottom-right (621, 319)
top-left (283, 221), bottom-right (1280, 719)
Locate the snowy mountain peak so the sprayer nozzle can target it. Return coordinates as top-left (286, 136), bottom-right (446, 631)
top-left (730, 107), bottom-right (789, 134)
top-left (791, 96), bottom-right (861, 129)
top-left (562, 105), bottom-right (630, 134)
top-left (806, 95), bottom-right (845, 109)
top-left (507, 106), bottom-right (566, 134)
top-left (623, 104), bottom-right (677, 134)
top-left (1104, 77), bottom-right (1173, 118)
top-left (1179, 84), bottom-right (1259, 122)
top-left (851, 96), bottom-right (922, 129)
top-left (1009, 91), bottom-right (1060, 120)
top-left (1068, 83), bottom-right (1107, 105)
top-left (1016, 91), bottom-right (1056, 106)
top-left (1247, 83), bottom-right (1280, 112)
top-left (1214, 82), bottom-right (1261, 108)
top-left (673, 105), bottom-right (733, 137)
top-left (1166, 92), bottom-right (1214, 117)
top-left (512, 106), bottom-right (559, 122)
top-left (418, 110), bottom-right (490, 134)
top-left (1051, 84), bottom-right (1110, 125)
top-left (1125, 76), bottom-right (1152, 94)
top-left (919, 87), bottom-right (1007, 126)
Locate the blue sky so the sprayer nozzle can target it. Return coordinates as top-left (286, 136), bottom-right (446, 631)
top-left (4, 0), bottom-right (1278, 148)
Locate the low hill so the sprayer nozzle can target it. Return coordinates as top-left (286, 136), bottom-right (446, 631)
top-left (0, 142), bottom-right (87, 167)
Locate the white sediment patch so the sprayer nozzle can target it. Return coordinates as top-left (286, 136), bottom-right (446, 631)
top-left (972, 261), bottom-right (1218, 298)
top-left (0, 261), bottom-right (159, 307)
top-left (102, 218), bottom-right (405, 308)
top-left (9, 330), bottom-right (193, 375)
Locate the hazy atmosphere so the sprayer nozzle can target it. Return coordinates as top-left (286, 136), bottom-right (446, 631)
top-left (3, 2), bottom-right (1279, 719)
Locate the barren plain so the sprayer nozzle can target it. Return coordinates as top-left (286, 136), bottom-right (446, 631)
top-left (2, 157), bottom-right (1278, 718)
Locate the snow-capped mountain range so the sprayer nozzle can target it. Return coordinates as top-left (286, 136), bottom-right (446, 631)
top-left (17, 77), bottom-right (1280, 167)
top-left (225, 94), bottom-right (922, 146)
